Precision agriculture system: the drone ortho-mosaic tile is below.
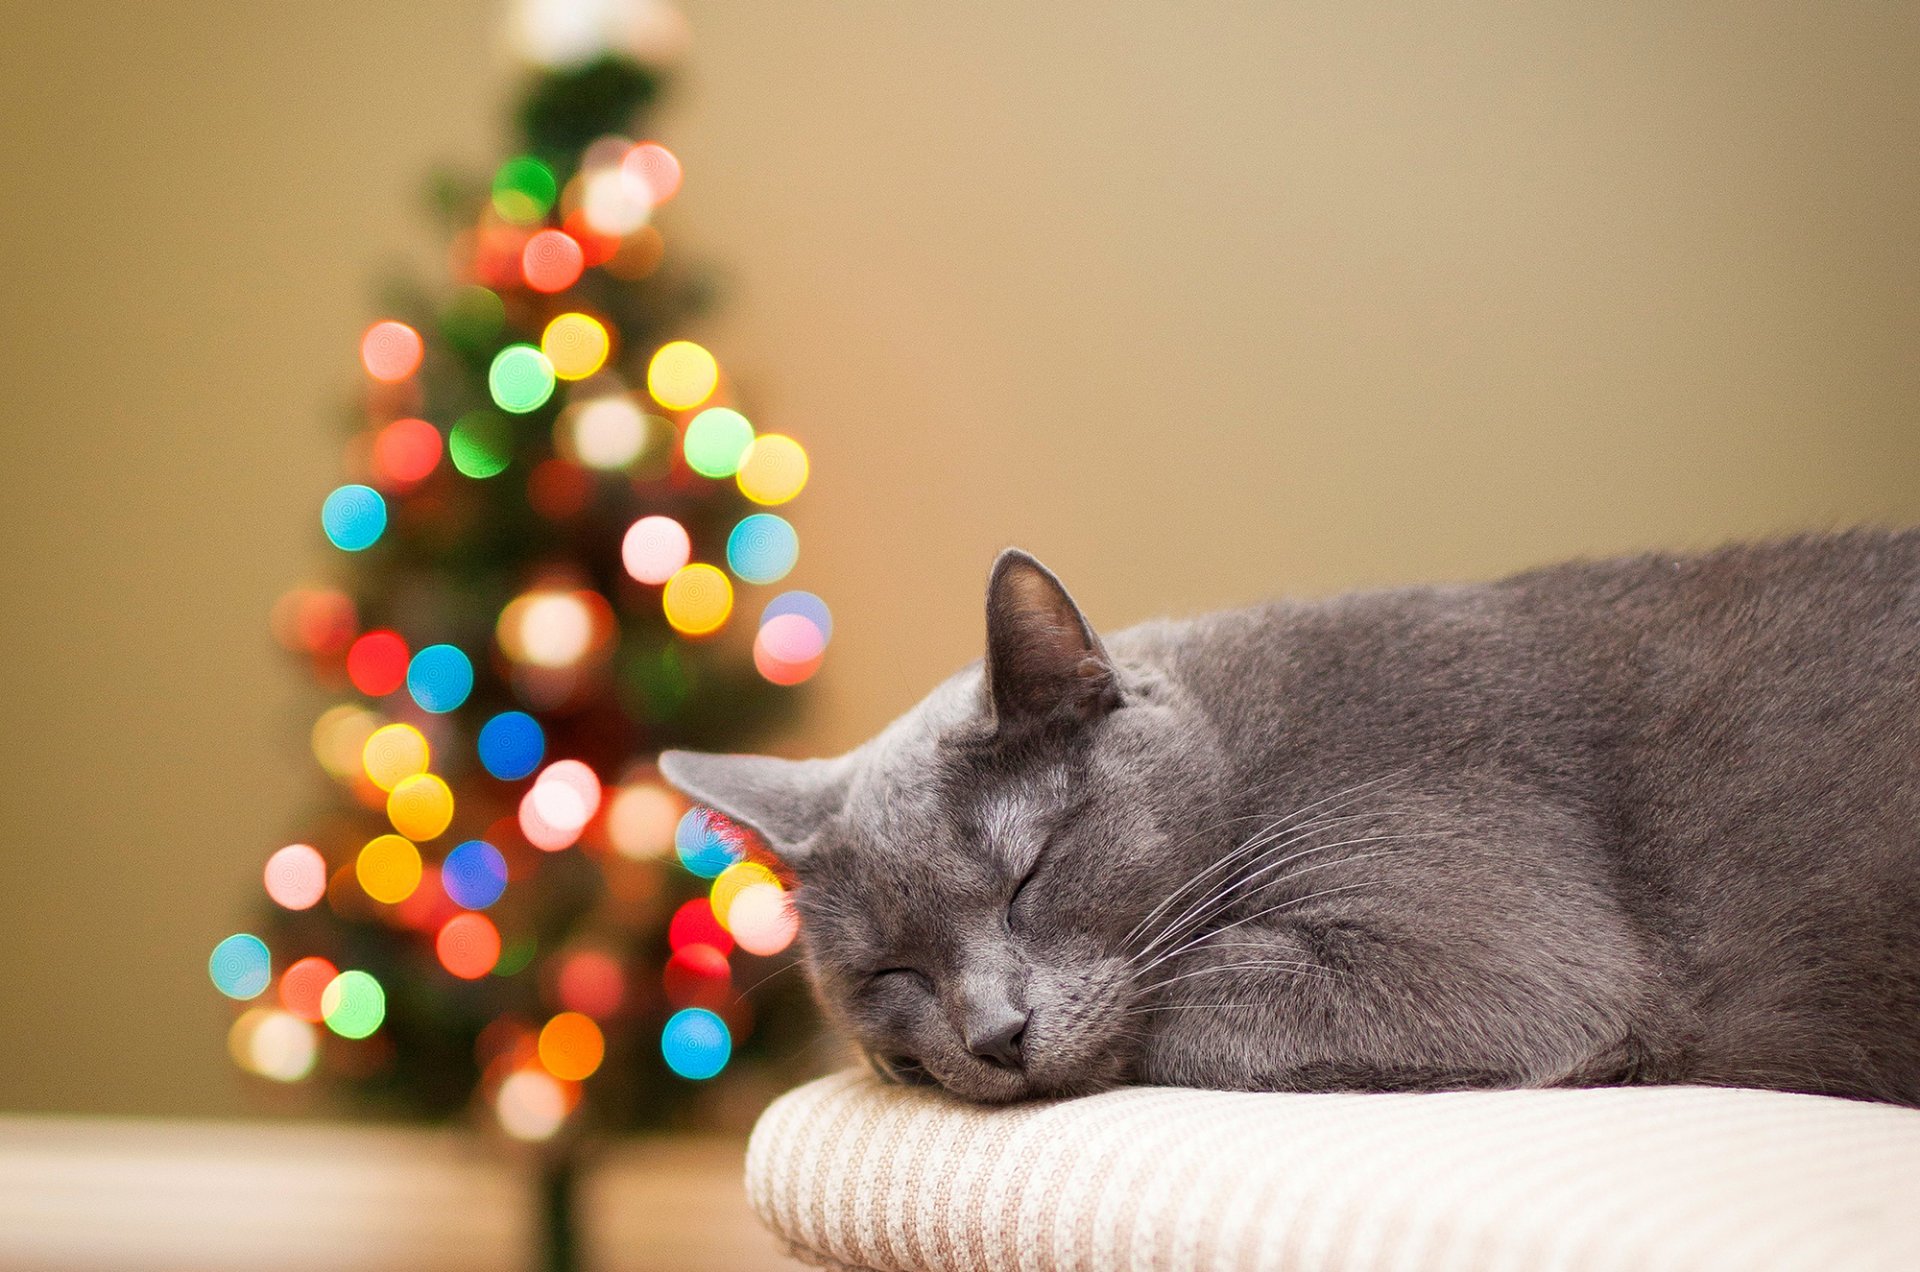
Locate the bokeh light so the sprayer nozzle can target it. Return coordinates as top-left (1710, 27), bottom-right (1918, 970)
top-left (313, 705), bottom-right (381, 781)
top-left (264, 844), bottom-right (328, 911)
top-left (388, 772), bottom-right (455, 841)
top-left (437, 913), bottom-right (503, 980)
top-left (522, 228), bottom-right (585, 293)
top-left (442, 285), bottom-right (505, 352)
top-left (556, 951), bottom-right (625, 1017)
top-left (489, 345), bottom-right (557, 414)
top-left (230, 1008), bottom-right (318, 1083)
top-left (408, 644), bottom-right (474, 713)
top-left (728, 884), bottom-right (800, 956)
top-left (360, 320), bottom-right (423, 382)
top-left (662, 563), bottom-right (732, 636)
top-left (735, 434), bottom-right (809, 505)
top-left (496, 1068), bottom-right (569, 1141)
top-left (661, 1008), bottom-right (731, 1080)
top-left (541, 313), bottom-right (611, 381)
top-left (607, 781), bottom-right (681, 859)
top-left (754, 611), bottom-right (828, 686)
top-left (442, 839), bottom-right (509, 909)
top-left (501, 590), bottom-right (595, 668)
top-left (646, 340), bottom-right (717, 410)
top-left (450, 411), bottom-right (514, 478)
top-left (209, 934), bottom-right (271, 1000)
top-left (710, 860), bottom-right (780, 927)
top-left (663, 944), bottom-right (731, 1010)
top-left (725, 513), bottom-right (798, 585)
top-left (321, 484), bottom-right (387, 552)
top-left (621, 516), bottom-right (690, 585)
top-left (477, 711), bottom-right (545, 780)
top-left (362, 722), bottom-right (429, 791)
top-left (321, 970), bottom-right (386, 1039)
top-left (763, 590), bottom-right (833, 643)
top-left (682, 408), bottom-right (754, 478)
top-left (538, 1012), bottom-right (606, 1081)
top-left (519, 760), bottom-right (601, 852)
top-left (669, 898), bottom-right (733, 956)
top-left (271, 586), bottom-right (357, 656)
top-left (582, 165), bottom-right (651, 235)
top-left (356, 834), bottom-right (423, 905)
top-left (564, 395), bottom-right (649, 469)
top-left (372, 417), bottom-right (442, 486)
top-left (278, 956), bottom-right (339, 1022)
top-left (675, 807), bottom-right (744, 878)
top-left (622, 141), bottom-right (683, 204)
top-left (345, 630), bottom-right (409, 697)
top-left (492, 155), bottom-right (557, 224)
top-left (535, 760), bottom-right (602, 829)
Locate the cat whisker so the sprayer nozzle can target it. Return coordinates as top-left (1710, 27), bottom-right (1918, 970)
top-left (1137, 959), bottom-right (1344, 996)
top-left (1134, 876), bottom-right (1389, 977)
top-left (1129, 819), bottom-right (1430, 966)
top-left (1130, 836), bottom-right (1434, 972)
top-left (1118, 769), bottom-right (1412, 951)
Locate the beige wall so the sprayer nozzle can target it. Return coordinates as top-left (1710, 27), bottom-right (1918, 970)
top-left (3, 2), bottom-right (1917, 1116)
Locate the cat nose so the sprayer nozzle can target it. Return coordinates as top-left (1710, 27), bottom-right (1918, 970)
top-left (964, 1007), bottom-right (1029, 1069)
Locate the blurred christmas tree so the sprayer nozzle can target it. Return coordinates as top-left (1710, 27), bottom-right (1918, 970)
top-left (207, 3), bottom-right (826, 1260)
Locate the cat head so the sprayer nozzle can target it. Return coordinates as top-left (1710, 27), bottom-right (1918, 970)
top-left (661, 550), bottom-right (1227, 1101)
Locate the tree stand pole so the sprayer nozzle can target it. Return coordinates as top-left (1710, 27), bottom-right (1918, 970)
top-left (538, 1151), bottom-right (582, 1272)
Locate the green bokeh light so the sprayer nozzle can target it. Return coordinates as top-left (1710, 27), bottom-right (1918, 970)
top-left (682, 408), bottom-right (754, 478)
top-left (321, 970), bottom-right (386, 1040)
top-left (489, 345), bottom-right (556, 414)
top-left (491, 155), bottom-right (557, 224)
top-left (450, 411), bottom-right (514, 478)
top-left (440, 285), bottom-right (505, 354)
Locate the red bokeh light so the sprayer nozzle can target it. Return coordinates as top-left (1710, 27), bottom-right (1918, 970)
top-left (522, 229), bottom-right (586, 293)
top-left (373, 417), bottom-right (443, 486)
top-left (438, 913), bottom-right (503, 980)
top-left (668, 897), bottom-right (733, 956)
top-left (345, 630), bottom-right (409, 696)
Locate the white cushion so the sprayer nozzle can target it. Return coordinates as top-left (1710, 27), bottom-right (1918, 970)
top-left (746, 1071), bottom-right (1920, 1271)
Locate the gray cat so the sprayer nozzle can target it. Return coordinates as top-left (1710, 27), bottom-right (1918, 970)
top-left (661, 531), bottom-right (1920, 1106)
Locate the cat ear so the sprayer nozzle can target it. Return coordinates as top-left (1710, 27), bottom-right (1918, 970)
top-left (985, 548), bottom-right (1120, 729)
top-left (656, 751), bottom-right (851, 865)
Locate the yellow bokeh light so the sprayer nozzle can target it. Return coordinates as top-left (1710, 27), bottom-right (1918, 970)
top-left (356, 833), bottom-right (423, 904)
top-left (735, 434), bottom-right (809, 506)
top-left (228, 1007), bottom-right (319, 1083)
top-left (662, 563), bottom-right (733, 636)
top-left (541, 313), bottom-right (611, 381)
top-left (362, 723), bottom-right (429, 792)
top-left (646, 340), bottom-right (718, 411)
top-left (710, 860), bottom-right (780, 927)
top-left (312, 705), bottom-right (381, 781)
top-left (607, 781), bottom-right (683, 859)
top-left (387, 772), bottom-right (455, 841)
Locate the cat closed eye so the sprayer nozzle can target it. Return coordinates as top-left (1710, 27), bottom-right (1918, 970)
top-left (871, 967), bottom-right (932, 991)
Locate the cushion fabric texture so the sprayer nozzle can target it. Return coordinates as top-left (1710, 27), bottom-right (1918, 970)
top-left (745, 1070), bottom-right (1920, 1272)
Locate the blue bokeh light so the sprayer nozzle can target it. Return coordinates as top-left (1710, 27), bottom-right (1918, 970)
top-left (725, 513), bottom-right (798, 586)
top-left (477, 710), bottom-right (544, 780)
top-left (408, 644), bottom-right (474, 714)
top-left (661, 1007), bottom-right (731, 1080)
top-left (761, 590), bottom-right (832, 644)
top-left (674, 807), bottom-right (745, 879)
top-left (321, 484), bottom-right (387, 552)
top-left (440, 840), bottom-right (509, 910)
top-left (209, 933), bottom-right (272, 1000)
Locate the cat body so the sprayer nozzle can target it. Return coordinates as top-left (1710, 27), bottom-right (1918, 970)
top-left (663, 531), bottom-right (1920, 1106)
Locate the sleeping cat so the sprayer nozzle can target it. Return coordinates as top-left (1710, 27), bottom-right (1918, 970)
top-left (661, 531), bottom-right (1920, 1106)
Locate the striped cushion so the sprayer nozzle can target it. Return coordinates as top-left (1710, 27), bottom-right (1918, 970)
top-left (746, 1072), bottom-right (1920, 1271)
